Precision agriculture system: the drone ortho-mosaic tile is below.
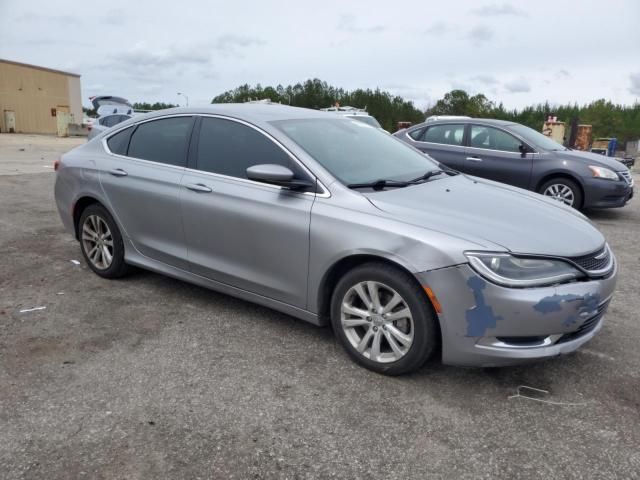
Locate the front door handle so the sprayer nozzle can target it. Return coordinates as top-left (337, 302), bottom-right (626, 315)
top-left (465, 156), bottom-right (483, 162)
top-left (185, 183), bottom-right (213, 193)
top-left (108, 168), bottom-right (128, 177)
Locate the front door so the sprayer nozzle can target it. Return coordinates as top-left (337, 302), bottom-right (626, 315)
top-left (180, 116), bottom-right (315, 308)
top-left (464, 124), bottom-right (533, 188)
top-left (99, 116), bottom-right (194, 269)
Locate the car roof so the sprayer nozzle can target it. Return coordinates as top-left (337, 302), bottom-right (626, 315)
top-left (411, 117), bottom-right (516, 129)
top-left (136, 104), bottom-right (333, 124)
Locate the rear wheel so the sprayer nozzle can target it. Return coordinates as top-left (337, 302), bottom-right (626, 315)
top-left (79, 204), bottom-right (130, 278)
top-left (539, 178), bottom-right (583, 209)
top-left (330, 263), bottom-right (438, 375)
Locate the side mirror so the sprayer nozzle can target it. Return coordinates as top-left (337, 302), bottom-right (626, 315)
top-left (246, 164), bottom-right (314, 191)
top-left (519, 144), bottom-right (531, 157)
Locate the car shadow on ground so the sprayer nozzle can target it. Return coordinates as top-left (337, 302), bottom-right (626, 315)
top-left (121, 268), bottom-right (583, 395)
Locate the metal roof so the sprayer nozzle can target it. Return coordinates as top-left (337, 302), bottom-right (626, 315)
top-left (0, 58), bottom-right (81, 78)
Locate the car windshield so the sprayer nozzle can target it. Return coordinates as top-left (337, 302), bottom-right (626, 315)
top-left (272, 118), bottom-right (439, 185)
top-left (347, 115), bottom-right (382, 129)
top-left (508, 123), bottom-right (567, 151)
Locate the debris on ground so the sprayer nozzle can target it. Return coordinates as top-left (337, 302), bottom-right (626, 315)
top-left (508, 385), bottom-right (587, 406)
top-left (19, 306), bottom-right (47, 313)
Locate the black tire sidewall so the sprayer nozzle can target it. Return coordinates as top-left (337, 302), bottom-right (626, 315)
top-left (540, 178), bottom-right (583, 209)
top-left (78, 204), bottom-right (128, 278)
top-left (330, 263), bottom-right (438, 375)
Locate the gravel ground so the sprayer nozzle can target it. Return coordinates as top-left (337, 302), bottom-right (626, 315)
top-left (0, 135), bottom-right (639, 479)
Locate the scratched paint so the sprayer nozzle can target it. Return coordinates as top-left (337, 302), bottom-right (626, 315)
top-left (533, 294), bottom-right (583, 314)
top-left (465, 276), bottom-right (503, 337)
top-left (563, 293), bottom-right (601, 327)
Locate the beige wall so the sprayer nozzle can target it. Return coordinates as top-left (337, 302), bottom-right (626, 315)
top-left (0, 60), bottom-right (82, 134)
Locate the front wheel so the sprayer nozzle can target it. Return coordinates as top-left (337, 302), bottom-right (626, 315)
top-left (539, 178), bottom-right (583, 209)
top-left (330, 263), bottom-right (439, 375)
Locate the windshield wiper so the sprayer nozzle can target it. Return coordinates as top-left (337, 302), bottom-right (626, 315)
top-left (408, 169), bottom-right (452, 183)
top-left (347, 179), bottom-right (411, 191)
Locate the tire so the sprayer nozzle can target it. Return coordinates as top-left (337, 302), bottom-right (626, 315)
top-left (78, 204), bottom-right (130, 278)
top-left (330, 262), bottom-right (439, 375)
top-left (539, 178), bottom-right (583, 209)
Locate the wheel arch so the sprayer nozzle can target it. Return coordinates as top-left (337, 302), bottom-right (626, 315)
top-left (316, 253), bottom-right (435, 324)
top-left (72, 196), bottom-right (105, 240)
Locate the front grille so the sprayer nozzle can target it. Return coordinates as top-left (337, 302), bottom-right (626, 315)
top-left (567, 245), bottom-right (612, 274)
top-left (557, 299), bottom-right (610, 344)
top-left (618, 170), bottom-right (634, 187)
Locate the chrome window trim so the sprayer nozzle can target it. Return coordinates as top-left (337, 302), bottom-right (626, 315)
top-left (101, 113), bottom-right (331, 198)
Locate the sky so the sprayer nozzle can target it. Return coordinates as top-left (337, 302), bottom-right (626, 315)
top-left (2, 0), bottom-right (639, 110)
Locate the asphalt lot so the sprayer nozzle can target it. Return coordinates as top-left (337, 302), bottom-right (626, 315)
top-left (1, 134), bottom-right (639, 479)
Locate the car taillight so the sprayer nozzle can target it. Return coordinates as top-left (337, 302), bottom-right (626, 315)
top-left (54, 159), bottom-right (60, 171)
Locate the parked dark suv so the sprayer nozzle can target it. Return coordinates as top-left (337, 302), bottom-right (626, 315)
top-left (395, 118), bottom-right (634, 209)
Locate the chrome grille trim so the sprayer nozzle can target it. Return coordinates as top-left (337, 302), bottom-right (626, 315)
top-left (566, 244), bottom-right (614, 277)
top-left (618, 170), bottom-right (634, 187)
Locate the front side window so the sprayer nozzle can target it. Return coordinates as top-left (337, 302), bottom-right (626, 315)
top-left (272, 118), bottom-right (439, 185)
top-left (196, 117), bottom-right (302, 179)
top-left (127, 117), bottom-right (193, 166)
top-left (421, 124), bottom-right (465, 146)
top-left (470, 125), bottom-right (522, 152)
top-left (408, 128), bottom-right (424, 140)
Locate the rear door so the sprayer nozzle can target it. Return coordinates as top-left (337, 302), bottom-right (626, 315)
top-left (464, 124), bottom-right (534, 188)
top-left (410, 123), bottom-right (467, 170)
top-left (180, 116), bottom-right (315, 308)
top-left (99, 116), bottom-right (194, 269)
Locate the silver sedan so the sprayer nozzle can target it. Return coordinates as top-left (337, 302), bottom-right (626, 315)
top-left (54, 104), bottom-right (617, 375)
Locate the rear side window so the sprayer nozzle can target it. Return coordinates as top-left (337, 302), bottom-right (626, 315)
top-left (470, 125), bottom-right (521, 152)
top-left (106, 126), bottom-right (133, 155)
top-left (196, 117), bottom-right (301, 179)
top-left (128, 117), bottom-right (193, 166)
top-left (421, 124), bottom-right (465, 146)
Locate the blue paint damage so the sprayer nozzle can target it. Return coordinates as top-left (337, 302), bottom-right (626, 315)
top-left (533, 292), bottom-right (602, 327)
top-left (533, 294), bottom-right (582, 314)
top-left (465, 276), bottom-right (503, 337)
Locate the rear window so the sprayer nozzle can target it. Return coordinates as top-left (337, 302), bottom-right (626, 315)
top-left (106, 126), bottom-right (133, 155)
top-left (127, 117), bottom-right (193, 166)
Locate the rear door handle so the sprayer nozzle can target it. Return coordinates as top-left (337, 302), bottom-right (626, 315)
top-left (108, 168), bottom-right (128, 177)
top-left (185, 183), bottom-right (212, 193)
top-left (465, 156), bottom-right (482, 162)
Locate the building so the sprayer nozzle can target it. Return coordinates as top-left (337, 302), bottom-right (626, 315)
top-left (0, 58), bottom-right (82, 135)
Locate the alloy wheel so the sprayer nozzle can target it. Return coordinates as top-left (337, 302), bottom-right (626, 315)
top-left (81, 214), bottom-right (114, 270)
top-left (340, 281), bottom-right (414, 363)
top-left (543, 183), bottom-right (575, 206)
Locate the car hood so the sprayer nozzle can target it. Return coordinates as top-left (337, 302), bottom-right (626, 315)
top-left (363, 175), bottom-right (605, 257)
top-left (552, 149), bottom-right (628, 171)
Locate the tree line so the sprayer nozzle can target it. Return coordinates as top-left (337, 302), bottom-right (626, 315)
top-left (210, 80), bottom-right (640, 144)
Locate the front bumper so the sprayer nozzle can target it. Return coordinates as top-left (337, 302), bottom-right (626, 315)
top-left (418, 262), bottom-right (617, 367)
top-left (582, 177), bottom-right (633, 209)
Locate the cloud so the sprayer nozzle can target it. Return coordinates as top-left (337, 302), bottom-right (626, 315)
top-left (472, 3), bottom-right (528, 17)
top-left (103, 9), bottom-right (125, 26)
top-left (468, 25), bottom-right (493, 44)
top-left (116, 45), bottom-right (211, 70)
top-left (15, 12), bottom-right (81, 26)
top-left (629, 72), bottom-right (640, 96)
top-left (424, 22), bottom-right (450, 35)
top-left (471, 74), bottom-right (499, 85)
top-left (556, 69), bottom-right (571, 78)
top-left (504, 77), bottom-right (531, 93)
top-left (213, 34), bottom-right (265, 52)
top-left (337, 14), bottom-right (385, 34)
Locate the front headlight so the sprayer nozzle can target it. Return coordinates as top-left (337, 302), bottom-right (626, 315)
top-left (465, 252), bottom-right (583, 287)
top-left (589, 165), bottom-right (618, 180)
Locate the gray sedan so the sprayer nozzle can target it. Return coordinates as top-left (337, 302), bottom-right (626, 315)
top-left (394, 118), bottom-right (634, 209)
top-left (54, 105), bottom-right (617, 374)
